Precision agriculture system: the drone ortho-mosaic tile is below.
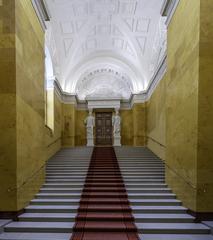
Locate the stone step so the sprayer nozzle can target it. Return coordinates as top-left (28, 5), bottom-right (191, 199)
top-left (130, 199), bottom-right (181, 206)
top-left (25, 205), bottom-right (187, 214)
top-left (122, 176), bottom-right (165, 179)
top-left (35, 193), bottom-right (81, 199)
top-left (27, 212), bottom-right (193, 225)
top-left (132, 206), bottom-right (187, 214)
top-left (45, 176), bottom-right (86, 179)
top-left (43, 183), bottom-right (84, 188)
top-left (46, 166), bottom-right (164, 169)
top-left (36, 192), bottom-right (176, 199)
top-left (45, 179), bottom-right (165, 183)
top-left (136, 223), bottom-right (210, 234)
top-left (39, 188), bottom-right (83, 193)
top-left (47, 163), bottom-right (89, 165)
top-left (127, 188), bottom-right (171, 193)
top-left (139, 234), bottom-right (213, 240)
top-left (30, 198), bottom-right (180, 206)
top-left (19, 213), bottom-right (76, 222)
top-left (46, 171), bottom-right (165, 174)
top-left (39, 187), bottom-right (171, 194)
top-left (128, 193), bottom-right (176, 199)
top-left (0, 232), bottom-right (71, 240)
top-left (133, 213), bottom-right (194, 223)
top-left (42, 183), bottom-right (167, 188)
top-left (123, 161), bottom-right (165, 163)
top-left (25, 205), bottom-right (78, 213)
top-left (4, 222), bottom-right (74, 233)
top-left (30, 199), bottom-right (80, 205)
top-left (46, 173), bottom-right (165, 176)
top-left (122, 173), bottom-right (165, 176)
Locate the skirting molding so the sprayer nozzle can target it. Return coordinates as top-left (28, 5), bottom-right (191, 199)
top-left (0, 209), bottom-right (25, 220)
top-left (187, 209), bottom-right (213, 222)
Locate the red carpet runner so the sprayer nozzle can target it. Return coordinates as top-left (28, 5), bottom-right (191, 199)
top-left (71, 147), bottom-right (139, 240)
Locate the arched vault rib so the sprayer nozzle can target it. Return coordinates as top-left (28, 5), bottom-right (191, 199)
top-left (64, 51), bottom-right (147, 94)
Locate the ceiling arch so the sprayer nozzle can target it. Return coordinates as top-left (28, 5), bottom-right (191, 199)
top-left (44, 0), bottom-right (166, 96)
top-left (64, 53), bottom-right (146, 95)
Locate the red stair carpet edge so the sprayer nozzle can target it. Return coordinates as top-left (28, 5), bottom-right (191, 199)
top-left (71, 147), bottom-right (140, 240)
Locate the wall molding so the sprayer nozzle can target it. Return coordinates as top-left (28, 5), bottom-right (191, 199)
top-left (0, 210), bottom-right (24, 220)
top-left (161, 0), bottom-right (181, 27)
top-left (54, 56), bottom-right (167, 110)
top-left (31, 0), bottom-right (50, 31)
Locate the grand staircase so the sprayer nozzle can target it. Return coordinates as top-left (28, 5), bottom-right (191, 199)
top-left (0, 146), bottom-right (212, 240)
top-left (0, 147), bottom-right (93, 240)
top-left (115, 147), bottom-right (213, 240)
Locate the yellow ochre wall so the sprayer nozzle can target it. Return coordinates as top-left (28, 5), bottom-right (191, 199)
top-left (61, 103), bottom-right (87, 147)
top-left (15, 0), bottom-right (46, 210)
top-left (120, 103), bottom-right (146, 146)
top-left (165, 0), bottom-right (200, 212)
top-left (0, 0), bottom-right (17, 211)
top-left (45, 93), bottom-right (62, 160)
top-left (147, 0), bottom-right (213, 212)
top-left (1, 0), bottom-right (213, 214)
top-left (197, 0), bottom-right (213, 212)
top-left (75, 110), bottom-right (87, 146)
top-left (146, 76), bottom-right (166, 160)
top-left (0, 0), bottom-right (62, 211)
top-left (62, 103), bottom-right (75, 147)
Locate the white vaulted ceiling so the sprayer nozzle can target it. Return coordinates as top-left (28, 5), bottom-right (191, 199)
top-left (44, 0), bottom-right (167, 100)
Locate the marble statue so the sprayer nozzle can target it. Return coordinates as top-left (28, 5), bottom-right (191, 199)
top-left (112, 109), bottom-right (121, 136)
top-left (84, 110), bottom-right (95, 146)
top-left (112, 109), bottom-right (121, 146)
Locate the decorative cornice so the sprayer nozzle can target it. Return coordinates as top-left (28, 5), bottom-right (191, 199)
top-left (146, 54), bottom-right (167, 101)
top-left (54, 56), bottom-right (167, 110)
top-left (161, 0), bottom-right (181, 27)
top-left (31, 0), bottom-right (50, 31)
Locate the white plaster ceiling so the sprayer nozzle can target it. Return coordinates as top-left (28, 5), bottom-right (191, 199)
top-left (44, 0), bottom-right (167, 100)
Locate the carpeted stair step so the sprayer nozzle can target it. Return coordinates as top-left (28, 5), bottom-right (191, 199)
top-left (80, 198), bottom-right (129, 204)
top-left (76, 212), bottom-right (134, 221)
top-left (78, 204), bottom-right (132, 212)
top-left (73, 221), bottom-right (137, 232)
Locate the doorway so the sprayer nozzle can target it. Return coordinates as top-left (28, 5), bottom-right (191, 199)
top-left (95, 112), bottom-right (112, 145)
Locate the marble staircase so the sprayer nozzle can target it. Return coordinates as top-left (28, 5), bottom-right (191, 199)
top-left (115, 147), bottom-right (213, 239)
top-left (0, 147), bottom-right (92, 240)
top-left (0, 146), bottom-right (212, 240)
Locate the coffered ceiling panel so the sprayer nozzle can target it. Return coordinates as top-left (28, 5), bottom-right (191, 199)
top-left (44, 0), bottom-right (167, 100)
